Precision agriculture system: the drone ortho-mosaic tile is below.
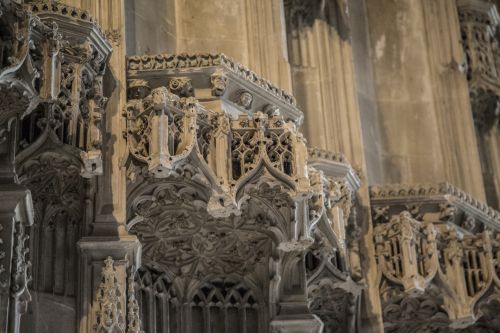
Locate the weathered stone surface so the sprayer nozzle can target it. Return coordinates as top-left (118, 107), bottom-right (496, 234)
top-left (0, 0), bottom-right (497, 332)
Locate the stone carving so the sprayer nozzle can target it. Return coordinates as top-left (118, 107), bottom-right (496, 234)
top-left (128, 183), bottom-right (273, 278)
top-left (210, 69), bottom-right (227, 96)
top-left (380, 283), bottom-right (450, 332)
top-left (123, 51), bottom-right (362, 333)
top-left (95, 257), bottom-right (125, 333)
top-left (0, 1), bottom-right (41, 126)
top-left (18, 152), bottom-right (83, 296)
top-left (125, 83), bottom-right (196, 178)
top-left (10, 220), bottom-right (31, 316)
top-left (458, 0), bottom-right (500, 132)
top-left (0, 1), bottom-right (360, 328)
top-left (136, 270), bottom-right (264, 333)
top-left (308, 147), bottom-right (347, 163)
top-left (370, 183), bottom-right (500, 229)
top-left (17, 0), bottom-right (112, 177)
top-left (375, 212), bottom-right (439, 295)
top-left (105, 29), bottom-right (121, 46)
top-left (189, 279), bottom-right (263, 332)
top-left (134, 266), bottom-right (179, 333)
top-left (125, 68), bottom-right (311, 217)
top-left (236, 90), bottom-right (253, 109)
top-left (126, 267), bottom-right (143, 333)
top-left (127, 53), bottom-right (299, 115)
top-left (372, 201), bottom-right (500, 330)
top-left (305, 228), bottom-right (362, 333)
top-left (168, 77), bottom-right (194, 97)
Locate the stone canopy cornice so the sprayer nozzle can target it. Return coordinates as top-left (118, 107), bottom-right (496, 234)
top-left (126, 53), bottom-right (303, 125)
top-left (370, 182), bottom-right (500, 232)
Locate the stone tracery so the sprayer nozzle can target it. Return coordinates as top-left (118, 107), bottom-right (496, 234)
top-left (0, 0), bottom-right (498, 332)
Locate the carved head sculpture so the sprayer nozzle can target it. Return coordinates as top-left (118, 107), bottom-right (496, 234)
top-left (211, 70), bottom-right (227, 96)
top-left (263, 104), bottom-right (280, 117)
top-left (238, 91), bottom-right (253, 109)
top-left (150, 86), bottom-right (178, 112)
top-left (127, 79), bottom-right (151, 100)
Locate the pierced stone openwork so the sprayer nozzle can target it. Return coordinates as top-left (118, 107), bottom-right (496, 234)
top-left (124, 53), bottom-right (363, 333)
top-left (371, 183), bottom-right (500, 331)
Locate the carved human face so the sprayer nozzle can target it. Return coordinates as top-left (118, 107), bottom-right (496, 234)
top-left (239, 91), bottom-right (253, 109)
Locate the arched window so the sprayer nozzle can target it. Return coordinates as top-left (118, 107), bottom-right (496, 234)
top-left (135, 266), bottom-right (180, 333)
top-left (188, 280), bottom-right (262, 333)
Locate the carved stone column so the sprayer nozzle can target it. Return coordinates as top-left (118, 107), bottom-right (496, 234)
top-left (270, 200), bottom-right (323, 333)
top-left (270, 250), bottom-right (323, 333)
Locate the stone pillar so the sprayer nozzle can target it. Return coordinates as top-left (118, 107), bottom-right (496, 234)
top-left (270, 252), bottom-right (323, 333)
top-left (284, 2), bottom-right (385, 331)
top-left (364, 0), bottom-right (486, 200)
top-left (125, 0), bottom-right (177, 55)
top-left (270, 202), bottom-right (323, 333)
top-left (350, 0), bottom-right (385, 184)
top-left (284, 0), bottom-right (364, 166)
top-left (174, 0), bottom-right (292, 90)
top-left (75, 0), bottom-right (130, 236)
top-left (479, 129), bottom-right (500, 209)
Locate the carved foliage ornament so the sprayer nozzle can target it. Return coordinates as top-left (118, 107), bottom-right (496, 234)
top-left (95, 257), bottom-right (125, 333)
top-left (126, 266), bottom-right (143, 333)
top-left (126, 53), bottom-right (296, 106)
top-left (10, 220), bottom-right (31, 312)
top-left (128, 183), bottom-right (274, 279)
